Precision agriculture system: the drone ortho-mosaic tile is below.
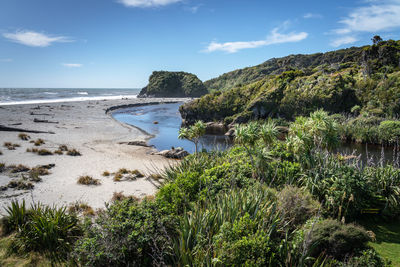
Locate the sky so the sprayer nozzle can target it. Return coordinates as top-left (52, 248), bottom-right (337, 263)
top-left (1, 0), bottom-right (400, 88)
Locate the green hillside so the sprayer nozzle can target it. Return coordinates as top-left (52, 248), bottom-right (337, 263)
top-left (182, 39), bottom-right (400, 126)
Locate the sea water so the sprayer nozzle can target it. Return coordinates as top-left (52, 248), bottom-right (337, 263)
top-left (0, 88), bottom-right (140, 106)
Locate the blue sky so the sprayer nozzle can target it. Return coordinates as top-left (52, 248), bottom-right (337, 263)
top-left (1, 0), bottom-right (400, 88)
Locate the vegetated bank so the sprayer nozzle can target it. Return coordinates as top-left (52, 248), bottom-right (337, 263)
top-left (181, 37), bottom-right (400, 146)
top-left (138, 71), bottom-right (208, 98)
top-left (1, 110), bottom-right (398, 266)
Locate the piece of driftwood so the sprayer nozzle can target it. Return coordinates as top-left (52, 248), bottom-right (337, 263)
top-left (0, 125), bottom-right (55, 134)
top-left (33, 118), bottom-right (59, 124)
top-left (30, 112), bottom-right (54, 116)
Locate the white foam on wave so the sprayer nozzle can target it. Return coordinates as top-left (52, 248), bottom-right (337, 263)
top-left (0, 95), bottom-right (138, 106)
top-left (77, 92), bottom-right (88, 95)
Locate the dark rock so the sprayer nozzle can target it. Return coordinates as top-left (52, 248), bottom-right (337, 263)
top-left (155, 147), bottom-right (189, 159)
top-left (205, 122), bottom-right (228, 135)
top-left (122, 141), bottom-right (152, 147)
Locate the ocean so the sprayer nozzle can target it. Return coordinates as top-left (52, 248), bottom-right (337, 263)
top-left (0, 88), bottom-right (141, 106)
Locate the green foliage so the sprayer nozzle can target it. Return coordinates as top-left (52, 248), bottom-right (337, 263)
top-left (139, 71), bottom-right (208, 97)
top-left (73, 198), bottom-right (176, 267)
top-left (182, 40), bottom-right (400, 125)
top-left (2, 202), bottom-right (81, 263)
top-left (178, 120), bottom-right (206, 153)
top-left (307, 219), bottom-right (370, 260)
top-left (379, 120), bottom-right (400, 145)
top-left (276, 186), bottom-right (320, 229)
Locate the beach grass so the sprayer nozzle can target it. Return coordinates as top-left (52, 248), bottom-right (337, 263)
top-left (67, 149), bottom-right (81, 156)
top-left (18, 133), bottom-right (30, 141)
top-left (77, 176), bottom-right (100, 186)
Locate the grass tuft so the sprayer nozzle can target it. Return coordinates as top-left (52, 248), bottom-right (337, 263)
top-left (77, 176), bottom-right (100, 186)
top-left (67, 149), bottom-right (81, 156)
top-left (18, 133), bottom-right (30, 140)
top-left (102, 171), bottom-right (110, 176)
top-left (33, 139), bottom-right (45, 146)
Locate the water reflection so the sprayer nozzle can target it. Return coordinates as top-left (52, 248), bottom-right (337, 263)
top-left (112, 102), bottom-right (398, 166)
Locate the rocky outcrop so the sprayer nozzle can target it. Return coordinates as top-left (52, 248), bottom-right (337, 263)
top-left (138, 71), bottom-right (208, 98)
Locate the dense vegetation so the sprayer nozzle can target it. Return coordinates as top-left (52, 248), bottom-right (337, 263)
top-left (1, 110), bottom-right (399, 266)
top-left (139, 71), bottom-right (208, 97)
top-left (181, 39), bottom-right (400, 142)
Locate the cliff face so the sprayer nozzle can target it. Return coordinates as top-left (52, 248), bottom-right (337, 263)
top-left (181, 40), bottom-right (400, 125)
top-left (138, 71), bottom-right (208, 98)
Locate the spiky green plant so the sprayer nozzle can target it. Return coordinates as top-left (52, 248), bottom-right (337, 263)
top-left (178, 120), bottom-right (206, 153)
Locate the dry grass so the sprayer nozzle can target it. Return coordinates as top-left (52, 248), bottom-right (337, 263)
top-left (18, 133), bottom-right (30, 140)
top-left (30, 167), bottom-right (50, 176)
top-left (68, 202), bottom-right (95, 216)
top-left (7, 180), bottom-right (34, 190)
top-left (3, 142), bottom-right (20, 150)
top-left (102, 171), bottom-right (110, 176)
top-left (54, 149), bottom-right (63, 155)
top-left (111, 191), bottom-right (139, 202)
top-left (77, 175), bottom-right (100, 186)
top-left (0, 163), bottom-right (5, 173)
top-left (148, 173), bottom-right (163, 181)
top-left (9, 164), bottom-right (30, 173)
top-left (113, 169), bottom-right (144, 182)
top-left (67, 149), bottom-right (81, 156)
top-left (37, 149), bottom-right (53, 156)
top-left (33, 139), bottom-right (45, 146)
top-left (59, 145), bottom-right (68, 151)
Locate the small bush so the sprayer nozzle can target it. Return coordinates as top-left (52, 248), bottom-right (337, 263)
top-left (30, 167), bottom-right (50, 176)
top-left (113, 172), bottom-right (123, 181)
top-left (67, 149), bottom-right (81, 156)
top-left (1, 200), bottom-right (28, 236)
top-left (102, 171), bottom-right (110, 176)
top-left (77, 176), bottom-right (100, 185)
top-left (18, 133), bottom-right (30, 140)
top-left (307, 219), bottom-right (370, 260)
top-left (0, 163), bottom-right (5, 172)
top-left (276, 186), bottom-right (320, 229)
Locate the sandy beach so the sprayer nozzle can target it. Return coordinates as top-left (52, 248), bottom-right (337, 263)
top-left (0, 98), bottom-right (189, 212)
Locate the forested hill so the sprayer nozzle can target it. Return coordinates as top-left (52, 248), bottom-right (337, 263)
top-left (181, 39), bottom-right (400, 125)
top-left (204, 46), bottom-right (370, 92)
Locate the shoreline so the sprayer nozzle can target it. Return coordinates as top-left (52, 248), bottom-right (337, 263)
top-left (0, 97), bottom-right (191, 212)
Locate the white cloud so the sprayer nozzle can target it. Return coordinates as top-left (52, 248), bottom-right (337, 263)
top-left (335, 0), bottom-right (400, 34)
top-left (303, 13), bottom-right (323, 19)
top-left (331, 36), bottom-right (358, 47)
top-left (117, 0), bottom-right (181, 8)
top-left (205, 28), bottom-right (308, 53)
top-left (3, 30), bottom-right (72, 47)
top-left (62, 63), bottom-right (82, 68)
top-left (0, 58), bottom-right (13, 62)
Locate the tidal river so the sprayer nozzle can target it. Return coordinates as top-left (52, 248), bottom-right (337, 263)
top-left (112, 102), bottom-right (397, 166)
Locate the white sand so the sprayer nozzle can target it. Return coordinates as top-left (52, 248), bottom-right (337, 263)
top-left (0, 98), bottom-right (189, 212)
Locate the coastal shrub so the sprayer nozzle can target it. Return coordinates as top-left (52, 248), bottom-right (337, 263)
top-left (18, 133), bottom-right (30, 140)
top-left (67, 149), bottom-right (81, 156)
top-left (73, 198), bottom-right (177, 266)
top-left (111, 191), bottom-right (139, 202)
top-left (157, 148), bottom-right (253, 213)
top-left (276, 186), bottom-right (320, 229)
top-left (172, 185), bottom-right (283, 266)
top-left (307, 219), bottom-right (370, 260)
top-left (113, 169), bottom-right (144, 181)
top-left (77, 176), bottom-right (100, 186)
